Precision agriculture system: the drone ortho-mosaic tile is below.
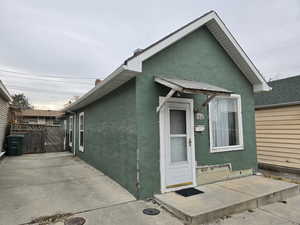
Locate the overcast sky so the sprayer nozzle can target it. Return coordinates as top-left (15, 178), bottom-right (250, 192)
top-left (0, 0), bottom-right (299, 110)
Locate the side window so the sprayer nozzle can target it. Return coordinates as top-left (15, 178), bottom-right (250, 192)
top-left (79, 112), bottom-right (84, 152)
top-left (69, 116), bottom-right (73, 147)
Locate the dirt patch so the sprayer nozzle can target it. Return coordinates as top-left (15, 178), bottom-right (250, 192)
top-left (26, 212), bottom-right (73, 225)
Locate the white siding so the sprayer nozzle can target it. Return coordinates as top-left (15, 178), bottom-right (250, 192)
top-left (256, 105), bottom-right (300, 169)
top-left (0, 96), bottom-right (9, 150)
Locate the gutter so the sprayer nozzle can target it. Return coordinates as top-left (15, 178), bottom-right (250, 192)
top-left (0, 81), bottom-right (12, 102)
top-left (64, 64), bottom-right (132, 112)
top-left (255, 101), bottom-right (300, 110)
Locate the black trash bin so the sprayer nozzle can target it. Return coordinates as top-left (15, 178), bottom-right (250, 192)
top-left (6, 135), bottom-right (24, 156)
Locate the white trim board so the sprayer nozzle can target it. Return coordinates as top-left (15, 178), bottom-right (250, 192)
top-left (208, 94), bottom-right (244, 153)
top-left (78, 112), bottom-right (84, 152)
top-left (0, 151), bottom-right (5, 158)
top-left (0, 80), bottom-right (12, 102)
top-left (73, 112), bottom-right (76, 156)
top-left (69, 116), bottom-right (73, 148)
top-left (65, 11), bottom-right (270, 112)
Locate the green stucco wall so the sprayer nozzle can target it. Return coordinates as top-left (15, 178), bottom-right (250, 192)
top-left (74, 79), bottom-right (138, 197)
top-left (136, 26), bottom-right (257, 199)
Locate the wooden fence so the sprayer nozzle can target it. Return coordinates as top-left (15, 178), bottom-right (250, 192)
top-left (10, 123), bottom-right (65, 153)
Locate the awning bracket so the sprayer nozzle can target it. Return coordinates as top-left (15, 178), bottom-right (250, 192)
top-left (156, 89), bottom-right (176, 112)
top-left (201, 94), bottom-right (217, 107)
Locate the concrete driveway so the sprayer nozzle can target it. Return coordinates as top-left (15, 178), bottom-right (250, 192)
top-left (0, 152), bottom-right (181, 225)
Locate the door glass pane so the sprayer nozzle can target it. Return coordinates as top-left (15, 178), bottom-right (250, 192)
top-left (170, 137), bottom-right (187, 162)
top-left (170, 110), bottom-right (186, 134)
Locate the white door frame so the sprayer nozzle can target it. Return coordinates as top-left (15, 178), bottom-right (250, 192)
top-left (73, 112), bottom-right (76, 156)
top-left (159, 97), bottom-right (196, 193)
top-left (63, 120), bottom-right (67, 151)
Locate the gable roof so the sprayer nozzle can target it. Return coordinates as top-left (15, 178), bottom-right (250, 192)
top-left (0, 80), bottom-right (12, 102)
top-left (65, 10), bottom-right (270, 112)
top-left (255, 75), bottom-right (300, 109)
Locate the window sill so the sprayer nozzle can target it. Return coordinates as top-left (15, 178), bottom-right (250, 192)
top-left (210, 146), bottom-right (244, 153)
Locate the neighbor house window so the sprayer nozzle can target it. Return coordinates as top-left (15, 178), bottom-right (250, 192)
top-left (69, 116), bottom-right (73, 147)
top-left (79, 112), bottom-right (84, 152)
top-left (209, 94), bottom-right (243, 153)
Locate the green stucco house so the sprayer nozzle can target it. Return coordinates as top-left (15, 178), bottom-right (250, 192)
top-left (64, 11), bottom-right (270, 199)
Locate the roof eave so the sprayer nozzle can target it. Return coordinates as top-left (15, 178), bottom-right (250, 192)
top-left (64, 65), bottom-right (140, 112)
top-left (253, 83), bottom-right (272, 93)
top-left (255, 101), bottom-right (300, 109)
top-left (0, 81), bottom-right (12, 102)
top-left (126, 11), bottom-right (270, 94)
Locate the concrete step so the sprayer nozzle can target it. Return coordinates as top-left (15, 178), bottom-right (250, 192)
top-left (154, 176), bottom-right (299, 225)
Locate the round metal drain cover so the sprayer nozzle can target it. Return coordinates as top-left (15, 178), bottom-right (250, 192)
top-left (143, 208), bottom-right (160, 216)
top-left (64, 217), bottom-right (86, 225)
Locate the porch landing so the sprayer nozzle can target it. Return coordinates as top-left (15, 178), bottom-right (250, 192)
top-left (154, 176), bottom-right (299, 225)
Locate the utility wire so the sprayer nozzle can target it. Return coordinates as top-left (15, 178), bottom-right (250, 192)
top-left (0, 68), bottom-right (101, 80)
top-left (8, 85), bottom-right (86, 94)
top-left (1, 73), bottom-right (93, 84)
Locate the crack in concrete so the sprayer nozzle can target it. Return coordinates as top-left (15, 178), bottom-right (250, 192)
top-left (19, 200), bottom-right (138, 225)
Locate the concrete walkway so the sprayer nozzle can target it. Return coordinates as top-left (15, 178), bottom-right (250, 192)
top-left (2, 152), bottom-right (300, 225)
top-left (0, 152), bottom-right (181, 225)
top-left (155, 176), bottom-right (299, 224)
top-left (208, 195), bottom-right (300, 225)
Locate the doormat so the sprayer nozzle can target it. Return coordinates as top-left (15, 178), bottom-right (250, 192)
top-left (175, 188), bottom-right (204, 197)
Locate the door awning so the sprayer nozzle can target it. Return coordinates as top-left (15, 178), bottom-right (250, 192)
top-left (155, 76), bottom-right (233, 112)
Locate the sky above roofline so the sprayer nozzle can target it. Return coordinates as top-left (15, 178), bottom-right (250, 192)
top-left (0, 0), bottom-right (299, 109)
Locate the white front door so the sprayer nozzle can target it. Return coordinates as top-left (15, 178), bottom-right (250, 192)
top-left (159, 97), bottom-right (196, 192)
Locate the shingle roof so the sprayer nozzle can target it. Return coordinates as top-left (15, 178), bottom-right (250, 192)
top-left (17, 109), bottom-right (64, 117)
top-left (254, 75), bottom-right (300, 108)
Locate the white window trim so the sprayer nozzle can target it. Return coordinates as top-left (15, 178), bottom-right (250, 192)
top-left (208, 94), bottom-right (244, 153)
top-left (79, 112), bottom-right (84, 152)
top-left (69, 116), bottom-right (73, 147)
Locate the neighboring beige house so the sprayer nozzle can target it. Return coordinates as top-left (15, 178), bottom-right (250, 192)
top-left (0, 80), bottom-right (12, 154)
top-left (15, 109), bottom-right (63, 126)
top-left (255, 75), bottom-right (300, 171)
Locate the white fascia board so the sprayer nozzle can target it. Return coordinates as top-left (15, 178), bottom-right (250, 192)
top-left (126, 11), bottom-right (271, 93)
top-left (64, 65), bottom-right (140, 111)
top-left (126, 13), bottom-right (214, 71)
top-left (0, 80), bottom-right (12, 102)
top-left (253, 83), bottom-right (272, 93)
top-left (209, 15), bottom-right (271, 92)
